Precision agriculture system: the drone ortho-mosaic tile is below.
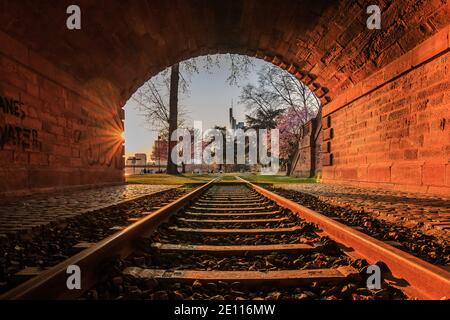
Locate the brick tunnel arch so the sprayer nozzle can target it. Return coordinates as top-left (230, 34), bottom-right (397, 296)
top-left (0, 0), bottom-right (449, 196)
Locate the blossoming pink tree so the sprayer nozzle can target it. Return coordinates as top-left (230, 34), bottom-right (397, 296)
top-left (241, 64), bottom-right (321, 174)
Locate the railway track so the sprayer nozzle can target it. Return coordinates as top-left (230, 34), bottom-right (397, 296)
top-left (1, 179), bottom-right (449, 300)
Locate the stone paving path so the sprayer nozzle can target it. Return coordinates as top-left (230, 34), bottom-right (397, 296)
top-left (277, 184), bottom-right (450, 240)
top-left (0, 184), bottom-right (179, 236)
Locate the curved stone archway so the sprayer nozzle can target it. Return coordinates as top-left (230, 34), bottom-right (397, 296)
top-left (0, 0), bottom-right (449, 196)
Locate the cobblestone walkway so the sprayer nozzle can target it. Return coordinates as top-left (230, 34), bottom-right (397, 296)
top-left (0, 184), bottom-right (179, 236)
top-left (277, 184), bottom-right (450, 239)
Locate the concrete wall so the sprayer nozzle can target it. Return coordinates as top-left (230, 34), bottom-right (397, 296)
top-left (0, 31), bottom-right (125, 198)
top-left (321, 28), bottom-right (450, 195)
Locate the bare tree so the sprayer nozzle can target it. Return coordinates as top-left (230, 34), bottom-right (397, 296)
top-left (167, 64), bottom-right (180, 174)
top-left (240, 64), bottom-right (321, 173)
top-left (241, 65), bottom-right (320, 122)
top-left (133, 54), bottom-right (254, 174)
top-left (132, 74), bottom-right (187, 132)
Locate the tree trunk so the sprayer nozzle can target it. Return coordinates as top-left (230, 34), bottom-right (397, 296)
top-left (286, 161), bottom-right (292, 176)
top-left (167, 63), bottom-right (179, 174)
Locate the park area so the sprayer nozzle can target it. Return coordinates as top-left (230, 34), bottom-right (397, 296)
top-left (125, 174), bottom-right (317, 185)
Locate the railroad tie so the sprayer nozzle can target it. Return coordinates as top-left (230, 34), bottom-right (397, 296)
top-left (189, 206), bottom-right (276, 212)
top-left (151, 242), bottom-right (321, 255)
top-left (176, 217), bottom-right (288, 224)
top-left (183, 211), bottom-right (282, 217)
top-left (123, 266), bottom-right (359, 287)
top-left (197, 199), bottom-right (264, 203)
top-left (194, 201), bottom-right (270, 207)
top-left (168, 226), bottom-right (304, 235)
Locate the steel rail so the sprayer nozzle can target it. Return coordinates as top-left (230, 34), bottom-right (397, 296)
top-left (237, 176), bottom-right (450, 300)
top-left (0, 179), bottom-right (218, 300)
top-left (4, 178), bottom-right (449, 300)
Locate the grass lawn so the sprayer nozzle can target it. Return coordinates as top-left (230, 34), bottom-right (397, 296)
top-left (237, 174), bottom-right (316, 184)
top-left (126, 173), bottom-right (316, 185)
top-left (126, 173), bottom-right (216, 185)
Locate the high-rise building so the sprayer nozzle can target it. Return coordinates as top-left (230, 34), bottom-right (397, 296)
top-left (229, 107), bottom-right (236, 129)
top-left (230, 104), bottom-right (245, 131)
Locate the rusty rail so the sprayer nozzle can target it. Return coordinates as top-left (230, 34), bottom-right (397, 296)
top-left (0, 179), bottom-right (217, 300)
top-left (3, 178), bottom-right (449, 300)
top-left (237, 176), bottom-right (450, 300)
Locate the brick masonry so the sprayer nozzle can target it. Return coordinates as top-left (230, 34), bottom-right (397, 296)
top-left (0, 1), bottom-right (448, 196)
top-left (0, 33), bottom-right (125, 198)
top-left (322, 27), bottom-right (450, 195)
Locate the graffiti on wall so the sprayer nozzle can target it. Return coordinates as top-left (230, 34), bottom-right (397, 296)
top-left (0, 95), bottom-right (41, 151)
top-left (75, 118), bottom-right (123, 169)
top-left (0, 94), bottom-right (122, 169)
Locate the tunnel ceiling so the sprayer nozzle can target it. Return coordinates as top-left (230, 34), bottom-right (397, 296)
top-left (0, 0), bottom-right (448, 104)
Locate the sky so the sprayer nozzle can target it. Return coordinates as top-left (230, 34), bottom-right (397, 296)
top-left (124, 56), bottom-right (269, 160)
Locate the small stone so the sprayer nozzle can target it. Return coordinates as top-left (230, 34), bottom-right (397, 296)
top-left (356, 288), bottom-right (372, 295)
top-left (351, 258), bottom-right (369, 269)
top-left (230, 289), bottom-right (246, 296)
top-left (142, 278), bottom-right (159, 290)
top-left (112, 276), bottom-right (123, 286)
top-left (192, 292), bottom-right (203, 300)
top-left (375, 261), bottom-right (390, 273)
top-left (193, 280), bottom-right (202, 288)
top-left (88, 289), bottom-right (99, 300)
top-left (293, 258), bottom-right (303, 266)
top-left (341, 283), bottom-right (357, 295)
top-left (206, 282), bottom-right (217, 291)
top-left (133, 256), bottom-right (146, 266)
top-left (217, 281), bottom-right (228, 289)
top-left (295, 293), bottom-right (309, 300)
top-left (266, 291), bottom-right (282, 300)
top-left (172, 291), bottom-right (184, 300)
top-left (152, 290), bottom-right (168, 300)
top-left (172, 282), bottom-right (182, 290)
top-left (374, 289), bottom-right (390, 299)
top-left (304, 291), bottom-right (317, 298)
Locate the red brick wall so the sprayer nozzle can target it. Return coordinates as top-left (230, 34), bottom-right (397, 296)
top-left (322, 28), bottom-right (450, 195)
top-left (0, 32), bottom-right (125, 198)
top-left (0, 1), bottom-right (447, 196)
